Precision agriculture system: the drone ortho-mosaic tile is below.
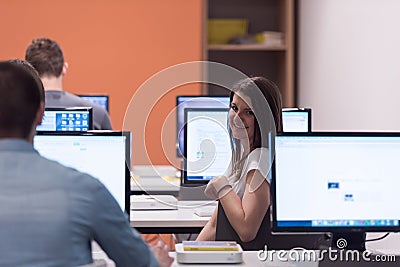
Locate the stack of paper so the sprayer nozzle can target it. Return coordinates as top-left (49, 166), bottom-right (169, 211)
top-left (257, 31), bottom-right (284, 46)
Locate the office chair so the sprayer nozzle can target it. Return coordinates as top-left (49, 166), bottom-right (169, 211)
top-left (77, 259), bottom-right (107, 267)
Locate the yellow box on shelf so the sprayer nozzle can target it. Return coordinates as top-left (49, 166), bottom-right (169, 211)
top-left (208, 19), bottom-right (248, 45)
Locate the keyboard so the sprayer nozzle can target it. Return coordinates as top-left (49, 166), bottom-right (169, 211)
top-left (194, 205), bottom-right (216, 217)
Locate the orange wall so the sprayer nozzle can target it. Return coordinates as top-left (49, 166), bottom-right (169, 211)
top-left (0, 0), bottom-right (202, 166)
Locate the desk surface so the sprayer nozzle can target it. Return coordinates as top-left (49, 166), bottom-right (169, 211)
top-left (131, 176), bottom-right (180, 193)
top-left (170, 251), bottom-right (319, 267)
top-left (170, 250), bottom-right (400, 267)
top-left (130, 200), bottom-right (215, 234)
top-left (131, 165), bottom-right (180, 194)
top-left (92, 250), bottom-right (317, 267)
top-left (170, 251), bottom-right (257, 267)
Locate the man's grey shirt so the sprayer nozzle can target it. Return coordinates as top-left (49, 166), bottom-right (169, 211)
top-left (45, 90), bottom-right (112, 130)
top-left (0, 139), bottom-right (157, 267)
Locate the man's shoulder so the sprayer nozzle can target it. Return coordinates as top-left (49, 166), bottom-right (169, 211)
top-left (63, 91), bottom-right (109, 117)
top-left (45, 90), bottom-right (104, 111)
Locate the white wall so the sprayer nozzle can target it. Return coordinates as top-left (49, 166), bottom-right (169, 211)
top-left (298, 0), bottom-right (400, 252)
top-left (298, 0), bottom-right (400, 131)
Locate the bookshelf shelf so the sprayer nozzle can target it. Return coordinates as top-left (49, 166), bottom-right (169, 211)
top-left (208, 44), bottom-right (286, 51)
top-left (202, 0), bottom-right (295, 107)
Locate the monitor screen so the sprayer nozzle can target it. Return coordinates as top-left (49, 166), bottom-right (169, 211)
top-left (272, 132), bottom-right (400, 248)
top-left (183, 108), bottom-right (231, 184)
top-left (176, 96), bottom-right (230, 157)
top-left (37, 107), bottom-right (93, 131)
top-left (33, 131), bottom-right (130, 214)
top-left (79, 95), bottom-right (109, 112)
top-left (282, 108), bottom-right (312, 132)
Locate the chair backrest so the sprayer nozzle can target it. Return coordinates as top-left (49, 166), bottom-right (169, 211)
top-left (77, 259), bottom-right (107, 267)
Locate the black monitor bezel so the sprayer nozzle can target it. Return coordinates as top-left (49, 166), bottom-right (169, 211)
top-left (176, 95), bottom-right (230, 158)
top-left (34, 130), bottom-right (131, 217)
top-left (271, 131), bottom-right (400, 233)
top-left (281, 107), bottom-right (312, 133)
top-left (182, 107), bottom-right (230, 185)
top-left (39, 107), bottom-right (94, 131)
top-left (78, 94), bottom-right (110, 113)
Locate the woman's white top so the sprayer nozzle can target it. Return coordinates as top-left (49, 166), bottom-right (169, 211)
top-left (226, 147), bottom-right (271, 199)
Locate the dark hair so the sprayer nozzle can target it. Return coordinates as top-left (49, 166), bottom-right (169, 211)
top-left (0, 61), bottom-right (43, 138)
top-left (7, 59), bottom-right (45, 103)
top-left (229, 77), bottom-right (282, 175)
top-left (25, 37), bottom-right (64, 78)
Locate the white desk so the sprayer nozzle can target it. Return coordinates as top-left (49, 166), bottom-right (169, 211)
top-left (95, 250), bottom-right (316, 267)
top-left (170, 251), bottom-right (257, 267)
top-left (95, 249), bottom-right (400, 267)
top-left (130, 201), bottom-right (215, 234)
top-left (131, 176), bottom-right (180, 195)
top-left (170, 250), bottom-right (400, 267)
top-left (170, 251), bottom-right (319, 267)
top-left (131, 164), bottom-right (181, 195)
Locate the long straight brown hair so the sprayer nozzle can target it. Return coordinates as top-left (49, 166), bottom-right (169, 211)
top-left (228, 77), bottom-right (282, 178)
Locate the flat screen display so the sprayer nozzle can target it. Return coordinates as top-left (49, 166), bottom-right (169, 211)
top-left (34, 131), bottom-right (130, 214)
top-left (183, 108), bottom-right (231, 184)
top-left (79, 95), bottom-right (109, 112)
top-left (273, 132), bottom-right (400, 234)
top-left (176, 96), bottom-right (230, 157)
top-left (37, 107), bottom-right (93, 131)
top-left (282, 108), bottom-right (312, 133)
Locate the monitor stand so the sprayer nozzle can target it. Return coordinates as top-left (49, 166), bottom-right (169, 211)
top-left (179, 161), bottom-right (211, 201)
top-left (331, 232), bottom-right (366, 251)
top-left (179, 185), bottom-right (210, 201)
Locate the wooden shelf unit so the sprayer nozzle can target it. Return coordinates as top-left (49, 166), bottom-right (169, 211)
top-left (208, 44), bottom-right (287, 51)
top-left (202, 0), bottom-right (295, 107)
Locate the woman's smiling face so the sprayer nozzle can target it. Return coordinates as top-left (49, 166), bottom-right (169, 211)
top-left (229, 93), bottom-right (255, 145)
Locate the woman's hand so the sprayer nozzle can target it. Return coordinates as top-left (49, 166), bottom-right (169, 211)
top-left (204, 175), bottom-right (232, 200)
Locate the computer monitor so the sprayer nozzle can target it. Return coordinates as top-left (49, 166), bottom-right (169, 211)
top-left (282, 108), bottom-right (312, 132)
top-left (176, 95), bottom-right (230, 158)
top-left (78, 94), bottom-right (109, 112)
top-left (182, 108), bottom-right (231, 185)
top-left (36, 107), bottom-right (93, 131)
top-left (33, 131), bottom-right (131, 215)
top-left (272, 132), bottom-right (400, 250)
